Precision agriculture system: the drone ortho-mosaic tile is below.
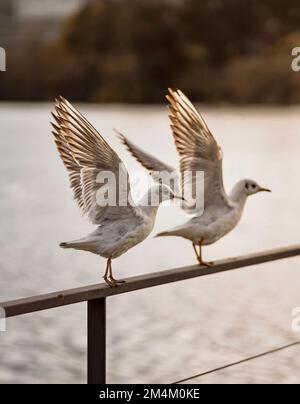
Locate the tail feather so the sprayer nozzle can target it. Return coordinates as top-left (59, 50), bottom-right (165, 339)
top-left (59, 241), bottom-right (79, 249)
top-left (155, 231), bottom-right (176, 238)
top-left (59, 239), bottom-right (96, 252)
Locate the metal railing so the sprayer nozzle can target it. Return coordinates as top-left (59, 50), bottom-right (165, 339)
top-left (1, 244), bottom-right (300, 384)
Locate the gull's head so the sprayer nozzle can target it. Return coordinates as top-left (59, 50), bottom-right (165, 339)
top-left (242, 179), bottom-right (271, 197)
top-left (152, 184), bottom-right (185, 204)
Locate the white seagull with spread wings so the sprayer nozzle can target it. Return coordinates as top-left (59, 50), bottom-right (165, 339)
top-left (120, 89), bottom-right (271, 266)
top-left (51, 97), bottom-right (183, 286)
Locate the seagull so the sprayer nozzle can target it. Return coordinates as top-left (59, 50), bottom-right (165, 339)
top-left (120, 89), bottom-right (271, 267)
top-left (51, 97), bottom-right (183, 286)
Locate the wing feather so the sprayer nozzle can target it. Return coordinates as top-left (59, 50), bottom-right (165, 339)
top-left (167, 89), bottom-right (230, 212)
top-left (118, 131), bottom-right (179, 192)
top-left (51, 97), bottom-right (138, 224)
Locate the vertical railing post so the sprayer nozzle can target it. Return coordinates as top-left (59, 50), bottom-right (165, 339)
top-left (87, 298), bottom-right (106, 384)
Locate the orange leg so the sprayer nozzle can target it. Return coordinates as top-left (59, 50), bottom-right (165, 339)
top-left (192, 243), bottom-right (200, 261)
top-left (197, 240), bottom-right (214, 268)
top-left (108, 259), bottom-right (125, 285)
top-left (103, 258), bottom-right (117, 287)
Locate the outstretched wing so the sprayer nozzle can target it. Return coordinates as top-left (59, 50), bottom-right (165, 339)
top-left (118, 131), bottom-right (179, 193)
top-left (167, 89), bottom-right (230, 212)
top-left (51, 97), bottom-right (138, 224)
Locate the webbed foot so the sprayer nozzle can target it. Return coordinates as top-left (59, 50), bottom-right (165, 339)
top-left (198, 259), bottom-right (214, 268)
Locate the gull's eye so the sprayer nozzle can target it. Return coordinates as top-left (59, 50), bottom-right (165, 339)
top-left (252, 184), bottom-right (256, 189)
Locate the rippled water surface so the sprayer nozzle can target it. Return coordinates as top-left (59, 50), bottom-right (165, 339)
top-left (1, 103), bottom-right (300, 384)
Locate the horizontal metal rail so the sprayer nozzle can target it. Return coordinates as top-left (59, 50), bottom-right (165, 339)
top-left (1, 244), bottom-right (300, 318)
top-left (1, 244), bottom-right (300, 384)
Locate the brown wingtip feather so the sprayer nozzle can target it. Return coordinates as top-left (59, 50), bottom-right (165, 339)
top-left (118, 133), bottom-right (136, 160)
top-left (166, 88), bottom-right (177, 104)
top-left (116, 132), bottom-right (143, 170)
top-left (166, 94), bottom-right (172, 103)
top-left (113, 128), bottom-right (126, 143)
top-left (54, 96), bottom-right (64, 110)
top-left (166, 93), bottom-right (178, 112)
top-left (168, 87), bottom-right (178, 95)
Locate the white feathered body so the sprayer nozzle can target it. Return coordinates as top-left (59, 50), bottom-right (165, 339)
top-left (158, 196), bottom-right (247, 245)
top-left (61, 206), bottom-right (158, 259)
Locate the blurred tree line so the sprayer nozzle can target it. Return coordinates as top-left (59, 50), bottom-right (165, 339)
top-left (1, 0), bottom-right (300, 103)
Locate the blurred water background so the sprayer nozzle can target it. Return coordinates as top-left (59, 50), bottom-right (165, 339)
top-left (0, 103), bottom-right (300, 384)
